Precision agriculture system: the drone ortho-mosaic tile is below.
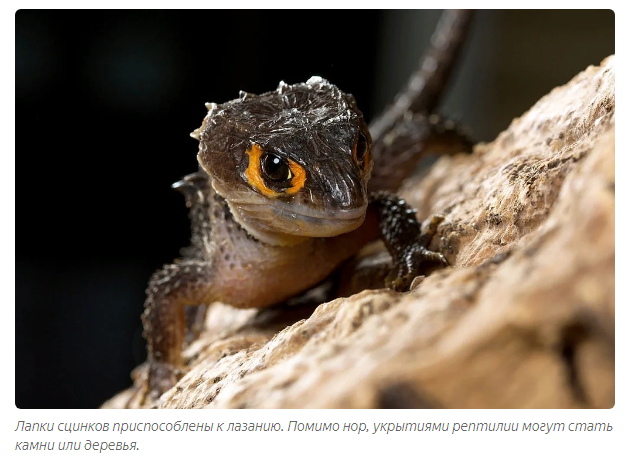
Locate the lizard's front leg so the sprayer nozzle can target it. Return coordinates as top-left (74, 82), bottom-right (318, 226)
top-left (369, 191), bottom-right (448, 291)
top-left (142, 259), bottom-right (216, 401)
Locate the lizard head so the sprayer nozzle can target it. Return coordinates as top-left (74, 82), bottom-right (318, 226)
top-left (193, 76), bottom-right (373, 246)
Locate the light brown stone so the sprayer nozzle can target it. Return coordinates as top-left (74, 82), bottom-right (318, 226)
top-left (104, 56), bottom-right (615, 409)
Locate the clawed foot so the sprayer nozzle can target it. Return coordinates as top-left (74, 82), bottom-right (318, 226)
top-left (130, 361), bottom-right (184, 407)
top-left (385, 214), bottom-right (448, 292)
top-left (148, 361), bottom-right (184, 400)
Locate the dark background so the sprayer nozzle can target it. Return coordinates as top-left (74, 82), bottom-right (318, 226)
top-left (15, 10), bottom-right (614, 408)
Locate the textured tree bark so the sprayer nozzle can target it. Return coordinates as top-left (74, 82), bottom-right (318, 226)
top-left (105, 56), bottom-right (615, 409)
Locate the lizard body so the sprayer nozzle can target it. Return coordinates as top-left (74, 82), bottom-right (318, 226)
top-left (140, 10), bottom-right (474, 403)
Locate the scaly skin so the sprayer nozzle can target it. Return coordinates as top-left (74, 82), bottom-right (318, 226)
top-left (139, 10), bottom-right (475, 403)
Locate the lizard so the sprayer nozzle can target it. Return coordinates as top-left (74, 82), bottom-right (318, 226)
top-left (138, 9), bottom-right (474, 405)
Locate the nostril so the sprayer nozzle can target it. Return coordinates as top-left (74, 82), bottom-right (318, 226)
top-left (324, 191), bottom-right (366, 211)
top-left (324, 194), bottom-right (344, 209)
top-left (322, 173), bottom-right (366, 210)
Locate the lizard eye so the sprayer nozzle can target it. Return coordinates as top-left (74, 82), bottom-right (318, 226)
top-left (245, 143), bottom-right (306, 197)
top-left (354, 131), bottom-right (369, 167)
top-left (262, 153), bottom-right (292, 183)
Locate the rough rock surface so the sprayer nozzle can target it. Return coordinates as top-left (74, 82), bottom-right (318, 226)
top-left (105, 56), bottom-right (615, 409)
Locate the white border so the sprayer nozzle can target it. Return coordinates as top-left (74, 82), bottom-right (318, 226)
top-left (5, 2), bottom-right (633, 472)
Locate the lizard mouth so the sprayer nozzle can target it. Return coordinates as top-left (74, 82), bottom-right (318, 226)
top-left (270, 200), bottom-right (367, 223)
top-left (234, 200), bottom-right (367, 238)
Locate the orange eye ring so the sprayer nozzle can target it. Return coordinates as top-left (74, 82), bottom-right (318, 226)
top-left (244, 143), bottom-right (306, 197)
top-left (286, 160), bottom-right (306, 195)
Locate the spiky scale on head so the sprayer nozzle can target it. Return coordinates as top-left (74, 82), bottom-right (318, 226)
top-left (238, 91), bottom-right (256, 101)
